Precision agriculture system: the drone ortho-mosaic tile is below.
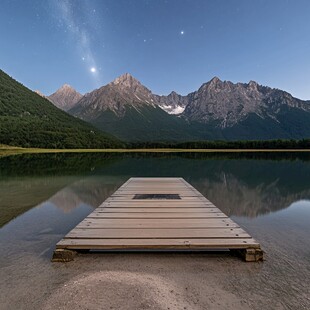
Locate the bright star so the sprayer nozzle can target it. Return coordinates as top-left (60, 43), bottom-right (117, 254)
top-left (90, 67), bottom-right (96, 73)
top-left (180, 31), bottom-right (184, 35)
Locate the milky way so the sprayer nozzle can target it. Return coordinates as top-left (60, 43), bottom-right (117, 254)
top-left (52, 0), bottom-right (101, 85)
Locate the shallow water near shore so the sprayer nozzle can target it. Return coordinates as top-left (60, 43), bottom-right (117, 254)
top-left (0, 152), bottom-right (310, 309)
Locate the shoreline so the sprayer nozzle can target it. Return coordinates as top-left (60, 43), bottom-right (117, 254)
top-left (1, 147), bottom-right (310, 156)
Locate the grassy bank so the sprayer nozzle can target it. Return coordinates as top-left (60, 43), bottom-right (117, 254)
top-left (1, 145), bottom-right (310, 157)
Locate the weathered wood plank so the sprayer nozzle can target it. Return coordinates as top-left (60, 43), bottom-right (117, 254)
top-left (88, 213), bottom-right (228, 219)
top-left (94, 208), bottom-right (222, 213)
top-left (65, 227), bottom-right (249, 239)
top-left (98, 202), bottom-right (214, 207)
top-left (99, 199), bottom-right (215, 208)
top-left (56, 238), bottom-right (260, 250)
top-left (76, 218), bottom-right (239, 229)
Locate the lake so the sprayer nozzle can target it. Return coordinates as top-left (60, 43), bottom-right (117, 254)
top-left (0, 152), bottom-right (310, 309)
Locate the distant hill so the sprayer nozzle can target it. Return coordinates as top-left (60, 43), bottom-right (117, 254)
top-left (0, 69), bottom-right (122, 148)
top-left (61, 73), bottom-right (310, 141)
top-left (48, 84), bottom-right (82, 111)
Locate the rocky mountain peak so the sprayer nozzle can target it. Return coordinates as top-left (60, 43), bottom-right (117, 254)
top-left (60, 83), bottom-right (74, 90)
top-left (167, 91), bottom-right (182, 98)
top-left (207, 76), bottom-right (223, 87)
top-left (199, 76), bottom-right (223, 91)
top-left (210, 76), bottom-right (221, 83)
top-left (111, 73), bottom-right (142, 89)
top-left (54, 84), bottom-right (79, 95)
top-left (248, 80), bottom-right (259, 90)
top-left (248, 80), bottom-right (258, 86)
top-left (71, 73), bottom-right (156, 118)
top-left (48, 84), bottom-right (82, 111)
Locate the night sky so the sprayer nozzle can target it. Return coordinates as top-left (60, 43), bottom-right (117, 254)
top-left (1, 0), bottom-right (310, 99)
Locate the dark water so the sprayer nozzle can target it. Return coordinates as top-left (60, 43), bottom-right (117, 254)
top-left (1, 152), bottom-right (310, 256)
top-left (0, 152), bottom-right (310, 309)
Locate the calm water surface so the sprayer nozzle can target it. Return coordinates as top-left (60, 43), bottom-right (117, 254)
top-left (0, 152), bottom-right (310, 309)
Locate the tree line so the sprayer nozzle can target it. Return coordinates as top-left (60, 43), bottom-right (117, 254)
top-left (126, 139), bottom-right (310, 149)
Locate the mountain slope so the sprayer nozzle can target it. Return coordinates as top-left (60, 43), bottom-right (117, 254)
top-left (0, 69), bottom-right (122, 148)
top-left (48, 84), bottom-right (82, 111)
top-left (69, 73), bottom-right (195, 141)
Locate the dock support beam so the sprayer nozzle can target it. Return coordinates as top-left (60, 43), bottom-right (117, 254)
top-left (52, 249), bottom-right (76, 262)
top-left (231, 248), bottom-right (264, 262)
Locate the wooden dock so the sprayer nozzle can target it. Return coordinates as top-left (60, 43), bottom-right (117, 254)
top-left (52, 178), bottom-right (263, 262)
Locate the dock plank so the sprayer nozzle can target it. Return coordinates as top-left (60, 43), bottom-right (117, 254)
top-left (76, 218), bottom-right (239, 229)
top-left (56, 238), bottom-right (260, 250)
top-left (98, 202), bottom-right (214, 207)
top-left (66, 227), bottom-right (249, 239)
top-left (95, 208), bottom-right (221, 213)
top-left (88, 213), bottom-right (227, 219)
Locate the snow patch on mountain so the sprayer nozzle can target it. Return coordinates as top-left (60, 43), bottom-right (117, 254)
top-left (159, 104), bottom-right (186, 115)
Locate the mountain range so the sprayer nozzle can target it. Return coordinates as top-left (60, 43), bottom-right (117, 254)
top-left (48, 73), bottom-right (310, 141)
top-left (1, 66), bottom-right (310, 148)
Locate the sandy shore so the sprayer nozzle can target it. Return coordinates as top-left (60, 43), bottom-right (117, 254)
top-left (42, 253), bottom-right (251, 310)
top-left (1, 241), bottom-right (309, 310)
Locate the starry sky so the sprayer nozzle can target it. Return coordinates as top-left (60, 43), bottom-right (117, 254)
top-left (1, 0), bottom-right (310, 99)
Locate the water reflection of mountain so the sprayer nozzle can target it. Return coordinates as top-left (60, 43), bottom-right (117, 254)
top-left (49, 155), bottom-right (309, 218)
top-left (1, 152), bottom-right (310, 221)
top-left (191, 174), bottom-right (310, 217)
top-left (96, 157), bottom-right (310, 217)
top-left (47, 167), bottom-right (310, 217)
top-left (0, 176), bottom-right (79, 227)
top-left (48, 177), bottom-right (125, 213)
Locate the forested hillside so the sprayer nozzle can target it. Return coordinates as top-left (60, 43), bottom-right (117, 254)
top-left (0, 70), bottom-right (122, 148)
